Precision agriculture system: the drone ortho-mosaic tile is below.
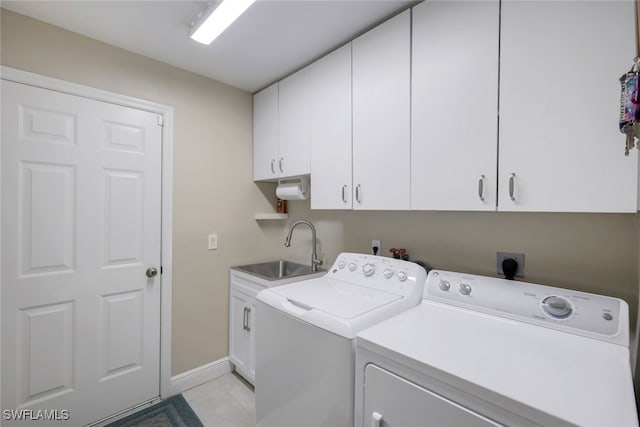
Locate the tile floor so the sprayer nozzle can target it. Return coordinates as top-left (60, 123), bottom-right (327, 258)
top-left (183, 372), bottom-right (255, 427)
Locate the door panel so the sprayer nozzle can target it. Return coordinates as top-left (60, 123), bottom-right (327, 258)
top-left (103, 120), bottom-right (145, 153)
top-left (102, 169), bottom-right (144, 266)
top-left (19, 302), bottom-right (74, 407)
top-left (2, 80), bottom-right (162, 426)
top-left (19, 105), bottom-right (77, 146)
top-left (100, 291), bottom-right (143, 380)
top-left (19, 162), bottom-right (76, 275)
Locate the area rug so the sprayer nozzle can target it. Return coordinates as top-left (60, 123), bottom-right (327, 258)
top-left (105, 394), bottom-right (204, 427)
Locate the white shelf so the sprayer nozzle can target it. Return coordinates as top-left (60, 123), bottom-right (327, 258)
top-left (254, 213), bottom-right (289, 220)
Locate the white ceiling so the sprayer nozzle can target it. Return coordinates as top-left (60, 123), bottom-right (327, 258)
top-left (2, 0), bottom-right (415, 93)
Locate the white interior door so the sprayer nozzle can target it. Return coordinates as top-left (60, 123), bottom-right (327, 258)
top-left (1, 80), bottom-right (162, 426)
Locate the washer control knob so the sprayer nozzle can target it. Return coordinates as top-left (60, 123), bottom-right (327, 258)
top-left (439, 280), bottom-right (451, 291)
top-left (338, 260), bottom-right (346, 269)
top-left (397, 271), bottom-right (408, 282)
top-left (363, 263), bottom-right (375, 276)
top-left (541, 296), bottom-right (573, 319)
top-left (602, 312), bottom-right (613, 321)
top-left (348, 263), bottom-right (357, 272)
top-left (458, 283), bottom-right (472, 296)
top-left (383, 269), bottom-right (394, 279)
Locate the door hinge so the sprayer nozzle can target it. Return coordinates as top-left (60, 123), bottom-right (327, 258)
top-left (157, 114), bottom-right (164, 126)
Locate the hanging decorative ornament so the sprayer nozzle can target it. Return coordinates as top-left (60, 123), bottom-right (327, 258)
top-left (619, 58), bottom-right (640, 155)
top-left (619, 2), bottom-right (640, 156)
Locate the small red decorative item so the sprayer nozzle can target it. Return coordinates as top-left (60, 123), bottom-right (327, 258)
top-left (389, 248), bottom-right (408, 260)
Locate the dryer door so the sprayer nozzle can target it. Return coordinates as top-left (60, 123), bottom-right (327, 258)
top-left (363, 364), bottom-right (503, 427)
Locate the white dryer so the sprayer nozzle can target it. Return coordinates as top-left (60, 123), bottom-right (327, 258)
top-left (255, 253), bottom-right (426, 427)
top-left (355, 270), bottom-right (638, 427)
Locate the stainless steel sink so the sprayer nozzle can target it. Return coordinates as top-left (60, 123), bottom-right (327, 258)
top-left (233, 260), bottom-right (324, 281)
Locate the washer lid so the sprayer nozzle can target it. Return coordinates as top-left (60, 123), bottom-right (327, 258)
top-left (269, 277), bottom-right (402, 319)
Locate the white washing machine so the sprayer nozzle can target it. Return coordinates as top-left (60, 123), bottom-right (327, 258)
top-left (355, 270), bottom-right (639, 427)
top-left (255, 252), bottom-right (426, 427)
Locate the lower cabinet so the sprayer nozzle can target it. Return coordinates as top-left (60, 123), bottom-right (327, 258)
top-left (229, 268), bottom-right (326, 385)
top-left (229, 271), bottom-right (264, 385)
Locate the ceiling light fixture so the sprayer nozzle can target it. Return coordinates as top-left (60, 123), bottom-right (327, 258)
top-left (190, 0), bottom-right (257, 45)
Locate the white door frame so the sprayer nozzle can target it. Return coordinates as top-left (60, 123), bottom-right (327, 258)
top-left (0, 66), bottom-right (174, 413)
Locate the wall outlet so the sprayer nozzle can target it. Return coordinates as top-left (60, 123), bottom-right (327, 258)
top-left (208, 234), bottom-right (218, 250)
top-left (497, 252), bottom-right (525, 277)
top-left (372, 240), bottom-right (381, 256)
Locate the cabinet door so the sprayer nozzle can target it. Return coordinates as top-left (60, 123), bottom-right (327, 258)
top-left (411, 1), bottom-right (498, 211)
top-left (253, 83), bottom-right (279, 181)
top-left (279, 67), bottom-right (310, 178)
top-left (499, 1), bottom-right (637, 212)
top-left (248, 299), bottom-right (257, 382)
top-left (309, 44), bottom-right (353, 209)
top-left (229, 288), bottom-right (250, 376)
top-left (353, 10), bottom-right (411, 210)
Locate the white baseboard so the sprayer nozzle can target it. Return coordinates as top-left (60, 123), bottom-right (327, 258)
top-left (168, 357), bottom-right (232, 396)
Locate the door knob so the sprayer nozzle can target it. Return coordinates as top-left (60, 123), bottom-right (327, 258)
top-left (146, 267), bottom-right (158, 278)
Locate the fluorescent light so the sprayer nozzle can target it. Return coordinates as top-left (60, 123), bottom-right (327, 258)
top-left (190, 0), bottom-right (256, 45)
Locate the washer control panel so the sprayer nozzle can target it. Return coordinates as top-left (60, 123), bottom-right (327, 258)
top-left (330, 252), bottom-right (427, 296)
top-left (425, 270), bottom-right (628, 346)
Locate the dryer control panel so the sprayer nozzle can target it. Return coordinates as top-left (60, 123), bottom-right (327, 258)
top-left (425, 270), bottom-right (629, 347)
top-left (329, 252), bottom-right (427, 298)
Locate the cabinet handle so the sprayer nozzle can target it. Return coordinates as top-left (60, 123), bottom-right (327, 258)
top-left (478, 175), bottom-right (486, 202)
top-left (279, 158), bottom-right (284, 173)
top-left (243, 307), bottom-right (248, 330)
top-left (355, 184), bottom-right (362, 203)
top-left (508, 173), bottom-right (516, 202)
top-left (246, 308), bottom-right (251, 332)
top-left (371, 412), bottom-right (383, 427)
top-left (270, 159), bottom-right (275, 174)
top-left (342, 185), bottom-right (347, 203)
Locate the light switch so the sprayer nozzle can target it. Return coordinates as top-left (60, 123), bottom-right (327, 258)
top-left (208, 234), bottom-right (218, 250)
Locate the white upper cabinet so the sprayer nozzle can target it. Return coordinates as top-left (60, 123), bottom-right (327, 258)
top-left (411, 1), bottom-right (499, 211)
top-left (309, 44), bottom-right (353, 210)
top-left (278, 67), bottom-right (310, 178)
top-left (253, 69), bottom-right (311, 181)
top-left (499, 1), bottom-right (638, 212)
top-left (352, 10), bottom-right (411, 210)
top-left (253, 83), bottom-right (278, 181)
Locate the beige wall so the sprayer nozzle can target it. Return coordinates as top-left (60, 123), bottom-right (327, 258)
top-left (3, 8), bottom-right (639, 379)
top-left (283, 201), bottom-right (639, 322)
top-left (0, 9), bottom-right (284, 375)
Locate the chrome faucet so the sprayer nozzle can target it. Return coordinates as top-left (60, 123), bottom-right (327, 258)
top-left (284, 220), bottom-right (323, 272)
